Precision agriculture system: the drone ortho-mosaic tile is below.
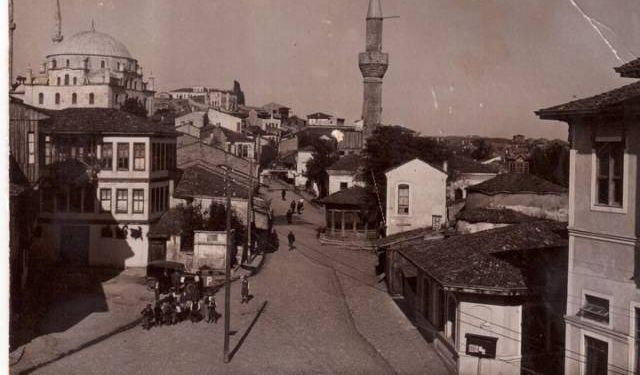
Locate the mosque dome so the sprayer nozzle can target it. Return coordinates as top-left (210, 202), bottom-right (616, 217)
top-left (47, 30), bottom-right (133, 59)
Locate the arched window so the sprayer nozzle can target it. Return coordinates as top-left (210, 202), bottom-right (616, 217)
top-left (397, 184), bottom-right (410, 215)
top-left (38, 93), bottom-right (44, 105)
top-left (64, 74), bottom-right (69, 85)
top-left (73, 77), bottom-right (77, 85)
top-left (55, 93), bottom-right (60, 105)
top-left (72, 93), bottom-right (77, 105)
top-left (101, 60), bottom-right (105, 68)
top-left (89, 93), bottom-right (95, 105)
top-left (56, 77), bottom-right (61, 86)
top-left (66, 59), bottom-right (70, 67)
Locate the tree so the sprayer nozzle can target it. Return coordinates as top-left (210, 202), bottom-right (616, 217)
top-left (471, 139), bottom-right (493, 160)
top-left (362, 126), bottom-right (451, 214)
top-left (529, 141), bottom-right (569, 187)
top-left (204, 202), bottom-right (246, 243)
top-left (122, 98), bottom-right (148, 117)
top-left (303, 137), bottom-right (339, 197)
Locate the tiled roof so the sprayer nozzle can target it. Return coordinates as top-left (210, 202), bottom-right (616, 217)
top-left (614, 58), bottom-right (640, 78)
top-left (318, 186), bottom-right (375, 206)
top-left (456, 207), bottom-right (536, 224)
top-left (174, 165), bottom-right (248, 199)
top-left (207, 125), bottom-right (252, 143)
top-left (536, 81), bottom-right (640, 119)
top-left (377, 227), bottom-right (441, 248)
top-left (327, 154), bottom-right (363, 172)
top-left (41, 108), bottom-right (177, 136)
top-left (467, 173), bottom-right (567, 195)
top-left (398, 221), bottom-right (567, 292)
top-left (448, 155), bottom-right (499, 174)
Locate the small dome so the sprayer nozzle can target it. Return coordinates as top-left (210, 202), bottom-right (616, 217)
top-left (48, 30), bottom-right (132, 59)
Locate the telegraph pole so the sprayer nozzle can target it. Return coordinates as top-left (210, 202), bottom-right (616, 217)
top-left (223, 166), bottom-right (233, 363)
top-left (244, 134), bottom-right (260, 263)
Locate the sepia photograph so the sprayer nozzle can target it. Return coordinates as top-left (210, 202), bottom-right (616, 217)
top-left (5, 0), bottom-right (640, 374)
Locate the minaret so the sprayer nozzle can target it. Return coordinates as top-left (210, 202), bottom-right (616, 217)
top-left (9, 0), bottom-right (16, 87)
top-left (52, 0), bottom-right (63, 43)
top-left (359, 0), bottom-right (388, 136)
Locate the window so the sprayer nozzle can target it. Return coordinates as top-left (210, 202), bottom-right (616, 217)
top-left (65, 59), bottom-right (69, 67)
top-left (55, 93), bottom-right (60, 105)
top-left (580, 295), bottom-right (610, 324)
top-left (397, 184), bottom-right (410, 215)
top-left (133, 143), bottom-right (145, 171)
top-left (101, 143), bottom-right (113, 170)
top-left (27, 132), bottom-right (35, 164)
top-left (116, 189), bottom-right (128, 213)
top-left (595, 141), bottom-right (624, 207)
top-left (72, 93), bottom-right (77, 105)
top-left (432, 215), bottom-right (443, 230)
top-left (585, 336), bottom-right (608, 375)
top-left (117, 143), bottom-right (129, 170)
top-left (51, 59), bottom-right (57, 69)
top-left (56, 77), bottom-right (61, 85)
top-left (117, 62), bottom-right (121, 71)
top-left (340, 182), bottom-right (348, 191)
top-left (73, 77), bottom-right (77, 85)
top-left (38, 93), bottom-right (44, 104)
top-left (44, 136), bottom-right (52, 165)
top-left (64, 74), bottom-right (69, 85)
top-left (101, 60), bottom-right (105, 68)
top-left (89, 93), bottom-right (95, 105)
top-left (100, 189), bottom-right (112, 212)
top-left (132, 189), bottom-right (144, 213)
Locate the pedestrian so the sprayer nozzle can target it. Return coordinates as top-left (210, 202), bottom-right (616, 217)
top-left (162, 301), bottom-right (172, 325)
top-left (241, 275), bottom-right (250, 304)
top-left (297, 199), bottom-right (304, 214)
top-left (153, 302), bottom-right (163, 326)
top-left (171, 300), bottom-right (180, 324)
top-left (281, 189), bottom-right (286, 201)
top-left (288, 231), bottom-right (296, 250)
top-left (290, 200), bottom-right (296, 213)
top-left (141, 304), bottom-right (154, 330)
top-left (154, 279), bottom-right (160, 302)
top-left (194, 271), bottom-right (203, 301)
top-left (206, 296), bottom-right (218, 324)
top-left (286, 209), bottom-right (293, 224)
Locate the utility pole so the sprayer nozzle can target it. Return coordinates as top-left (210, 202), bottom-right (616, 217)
top-left (244, 134), bottom-right (260, 263)
top-left (223, 165), bottom-right (233, 363)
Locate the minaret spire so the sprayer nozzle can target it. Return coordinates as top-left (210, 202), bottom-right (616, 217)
top-left (359, 0), bottom-right (389, 136)
top-left (52, 0), bottom-right (63, 43)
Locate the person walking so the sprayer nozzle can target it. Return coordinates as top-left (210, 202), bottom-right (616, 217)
top-left (297, 199), bottom-right (304, 214)
top-left (288, 231), bottom-right (296, 251)
top-left (281, 189), bottom-right (286, 201)
top-left (154, 279), bottom-right (160, 302)
top-left (206, 296), bottom-right (218, 324)
top-left (240, 275), bottom-right (250, 304)
top-left (286, 208), bottom-right (293, 224)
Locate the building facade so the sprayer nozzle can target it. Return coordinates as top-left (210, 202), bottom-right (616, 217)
top-left (385, 158), bottom-right (447, 236)
top-left (537, 58), bottom-right (640, 375)
top-left (168, 86), bottom-right (238, 112)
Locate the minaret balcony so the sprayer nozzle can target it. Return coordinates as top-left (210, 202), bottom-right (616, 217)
top-left (359, 52), bottom-right (389, 79)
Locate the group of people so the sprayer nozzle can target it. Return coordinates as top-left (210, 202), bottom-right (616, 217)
top-left (142, 272), bottom-right (252, 330)
top-left (286, 199), bottom-right (304, 223)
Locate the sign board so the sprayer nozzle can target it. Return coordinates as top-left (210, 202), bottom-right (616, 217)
top-left (465, 333), bottom-right (498, 359)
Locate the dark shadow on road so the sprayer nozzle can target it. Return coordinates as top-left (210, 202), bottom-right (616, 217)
top-left (229, 300), bottom-right (268, 361)
top-left (18, 316), bottom-right (143, 375)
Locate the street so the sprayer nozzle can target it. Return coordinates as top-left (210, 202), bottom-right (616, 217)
top-left (16, 182), bottom-right (448, 375)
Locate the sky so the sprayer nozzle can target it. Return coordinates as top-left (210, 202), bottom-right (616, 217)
top-left (12, 0), bottom-right (640, 140)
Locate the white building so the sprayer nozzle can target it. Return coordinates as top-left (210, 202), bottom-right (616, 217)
top-left (307, 112), bottom-right (346, 127)
top-left (295, 146), bottom-right (315, 187)
top-left (12, 27), bottom-right (155, 115)
top-left (385, 158), bottom-right (447, 236)
top-left (207, 108), bottom-right (243, 133)
top-left (168, 86), bottom-right (238, 112)
top-left (326, 154), bottom-right (365, 195)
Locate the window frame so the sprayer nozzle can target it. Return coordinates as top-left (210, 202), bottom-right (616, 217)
top-left (38, 92), bottom-right (44, 104)
top-left (132, 189), bottom-right (144, 213)
top-left (133, 143), bottom-right (146, 171)
top-left (117, 143), bottom-right (129, 171)
top-left (27, 132), bottom-right (35, 165)
top-left (55, 92), bottom-right (60, 105)
top-left (101, 143), bottom-right (113, 170)
top-left (89, 93), bottom-right (95, 105)
top-left (580, 290), bottom-right (613, 329)
top-left (591, 138), bottom-right (627, 213)
top-left (115, 189), bottom-right (128, 214)
top-left (100, 188), bottom-right (112, 213)
top-left (397, 183), bottom-right (410, 216)
top-left (71, 92), bottom-right (77, 105)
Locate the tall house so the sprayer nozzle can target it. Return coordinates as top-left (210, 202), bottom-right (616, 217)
top-left (12, 26), bottom-right (155, 115)
top-left (359, 0), bottom-right (388, 136)
top-left (537, 58), bottom-right (640, 375)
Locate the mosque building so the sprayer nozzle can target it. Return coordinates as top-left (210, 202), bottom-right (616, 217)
top-left (11, 6), bottom-right (155, 115)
